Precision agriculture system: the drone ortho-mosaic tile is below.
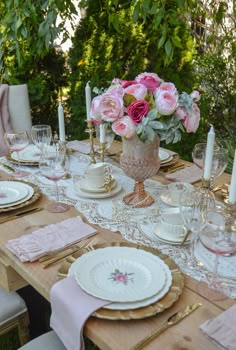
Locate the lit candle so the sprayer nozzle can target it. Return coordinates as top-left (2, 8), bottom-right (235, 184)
top-left (203, 125), bottom-right (215, 180)
top-left (229, 149), bottom-right (236, 204)
top-left (58, 102), bottom-right (65, 142)
top-left (85, 81), bottom-right (91, 121)
top-left (100, 124), bottom-right (106, 143)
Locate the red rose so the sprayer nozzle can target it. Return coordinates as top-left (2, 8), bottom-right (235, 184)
top-left (127, 100), bottom-right (149, 125)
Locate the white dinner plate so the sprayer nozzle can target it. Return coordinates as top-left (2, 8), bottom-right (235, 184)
top-left (159, 149), bottom-right (171, 162)
top-left (0, 183), bottom-right (34, 208)
top-left (79, 177), bottom-right (116, 193)
top-left (69, 247), bottom-right (170, 303)
top-left (71, 183), bottom-right (122, 199)
top-left (160, 155), bottom-right (173, 164)
top-left (0, 181), bottom-right (29, 205)
top-left (153, 223), bottom-right (190, 245)
top-left (11, 145), bottom-right (41, 162)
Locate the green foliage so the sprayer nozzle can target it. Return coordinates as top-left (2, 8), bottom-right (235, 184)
top-left (67, 0), bottom-right (196, 142)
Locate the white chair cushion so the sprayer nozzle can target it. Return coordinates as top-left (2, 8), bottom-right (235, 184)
top-left (8, 84), bottom-right (32, 134)
top-left (0, 288), bottom-right (27, 325)
top-left (18, 331), bottom-right (67, 350)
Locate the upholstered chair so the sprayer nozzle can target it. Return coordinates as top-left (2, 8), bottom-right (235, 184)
top-left (18, 331), bottom-right (67, 350)
top-left (0, 287), bottom-right (30, 346)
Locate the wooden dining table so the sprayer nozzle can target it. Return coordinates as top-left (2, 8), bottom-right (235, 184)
top-left (0, 140), bottom-right (235, 350)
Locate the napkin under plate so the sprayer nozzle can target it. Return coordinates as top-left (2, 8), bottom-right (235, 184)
top-left (6, 216), bottom-right (96, 262)
top-left (200, 305), bottom-right (236, 350)
top-left (50, 276), bottom-right (110, 350)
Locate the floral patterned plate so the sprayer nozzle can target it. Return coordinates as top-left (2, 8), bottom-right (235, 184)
top-left (69, 246), bottom-right (170, 303)
top-left (0, 181), bottom-right (29, 205)
top-left (11, 145), bottom-right (41, 163)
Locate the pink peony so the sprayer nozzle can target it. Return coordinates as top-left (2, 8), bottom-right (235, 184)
top-left (112, 115), bottom-right (136, 138)
top-left (124, 83), bottom-right (147, 100)
top-left (98, 92), bottom-right (124, 122)
top-left (155, 91), bottom-right (178, 115)
top-left (190, 90), bottom-right (201, 102)
top-left (120, 80), bottom-right (137, 88)
top-left (156, 82), bottom-right (177, 95)
top-left (135, 72), bottom-right (162, 92)
top-left (90, 95), bottom-right (102, 123)
top-left (127, 100), bottom-right (149, 125)
top-left (107, 84), bottom-right (124, 96)
top-left (175, 103), bottom-right (200, 132)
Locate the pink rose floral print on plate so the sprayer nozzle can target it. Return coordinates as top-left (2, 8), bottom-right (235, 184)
top-left (90, 72), bottom-right (201, 144)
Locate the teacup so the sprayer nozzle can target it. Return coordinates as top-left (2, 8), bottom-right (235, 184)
top-left (85, 162), bottom-right (111, 176)
top-left (160, 208), bottom-right (185, 239)
top-left (82, 172), bottom-right (110, 189)
top-left (167, 182), bottom-right (194, 204)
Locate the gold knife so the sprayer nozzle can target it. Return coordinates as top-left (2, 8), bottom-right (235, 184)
top-left (130, 303), bottom-right (202, 350)
top-left (0, 207), bottom-right (43, 224)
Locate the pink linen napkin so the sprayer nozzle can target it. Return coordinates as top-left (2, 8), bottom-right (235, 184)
top-left (0, 84), bottom-right (13, 156)
top-left (50, 276), bottom-right (110, 350)
top-left (165, 164), bottom-right (202, 184)
top-left (6, 216), bottom-right (96, 262)
top-left (200, 305), bottom-right (236, 350)
top-left (67, 141), bottom-right (91, 154)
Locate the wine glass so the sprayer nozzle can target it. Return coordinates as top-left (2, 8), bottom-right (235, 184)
top-left (39, 143), bottom-right (70, 213)
top-left (179, 187), bottom-right (216, 270)
top-left (95, 124), bottom-right (115, 152)
top-left (31, 125), bottom-right (52, 152)
top-left (4, 130), bottom-right (30, 177)
top-left (198, 209), bottom-right (236, 300)
top-left (192, 143), bottom-right (228, 186)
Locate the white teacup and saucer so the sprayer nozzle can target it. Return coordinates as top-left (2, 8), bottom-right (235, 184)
top-left (160, 182), bottom-right (195, 207)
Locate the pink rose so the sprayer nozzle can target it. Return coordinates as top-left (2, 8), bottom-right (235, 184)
top-left (121, 80), bottom-right (137, 88)
top-left (127, 100), bottom-right (149, 125)
top-left (190, 90), bottom-right (201, 102)
top-left (155, 91), bottom-right (178, 115)
top-left (98, 92), bottom-right (124, 122)
top-left (90, 95), bottom-right (102, 123)
top-left (175, 103), bottom-right (200, 132)
top-left (107, 84), bottom-right (124, 96)
top-left (112, 115), bottom-right (136, 138)
top-left (156, 82), bottom-right (177, 95)
top-left (135, 72), bottom-right (162, 92)
top-left (124, 83), bottom-right (147, 100)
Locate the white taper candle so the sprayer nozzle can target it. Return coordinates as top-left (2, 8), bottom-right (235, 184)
top-left (85, 82), bottom-right (91, 121)
top-left (100, 124), bottom-right (106, 143)
top-left (229, 149), bottom-right (236, 204)
top-left (58, 102), bottom-right (65, 142)
top-left (203, 125), bottom-right (215, 180)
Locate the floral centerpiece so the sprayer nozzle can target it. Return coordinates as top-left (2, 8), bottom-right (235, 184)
top-left (90, 72), bottom-right (201, 144)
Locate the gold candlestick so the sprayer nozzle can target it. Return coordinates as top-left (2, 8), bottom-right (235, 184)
top-left (85, 120), bottom-right (96, 164)
top-left (224, 201), bottom-right (236, 231)
top-left (99, 142), bottom-right (106, 163)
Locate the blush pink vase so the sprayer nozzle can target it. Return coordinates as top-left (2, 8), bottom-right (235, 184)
top-left (120, 134), bottom-right (160, 208)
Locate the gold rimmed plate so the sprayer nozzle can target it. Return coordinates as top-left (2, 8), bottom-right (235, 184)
top-left (58, 242), bottom-right (184, 320)
top-left (0, 180), bottom-right (41, 213)
top-left (160, 154), bottom-right (179, 168)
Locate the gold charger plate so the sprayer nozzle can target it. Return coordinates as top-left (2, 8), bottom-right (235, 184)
top-left (58, 241), bottom-right (184, 320)
top-left (0, 180), bottom-right (41, 213)
top-left (160, 153), bottom-right (179, 168)
top-left (7, 154), bottom-right (39, 167)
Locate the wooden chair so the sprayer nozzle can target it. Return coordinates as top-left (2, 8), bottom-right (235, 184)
top-left (18, 331), bottom-right (67, 350)
top-left (8, 84), bottom-right (32, 134)
top-left (0, 287), bottom-right (30, 346)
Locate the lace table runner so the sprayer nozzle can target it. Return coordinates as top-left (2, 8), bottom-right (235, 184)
top-left (1, 153), bottom-right (235, 298)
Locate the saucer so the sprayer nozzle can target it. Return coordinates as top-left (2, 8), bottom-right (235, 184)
top-left (79, 177), bottom-right (116, 193)
top-left (159, 149), bottom-right (171, 162)
top-left (160, 191), bottom-right (180, 207)
top-left (74, 183), bottom-right (122, 199)
top-left (153, 224), bottom-right (190, 245)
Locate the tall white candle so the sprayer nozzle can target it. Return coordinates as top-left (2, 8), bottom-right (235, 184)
top-left (100, 124), bottom-right (106, 143)
top-left (229, 149), bottom-right (236, 204)
top-left (203, 125), bottom-right (215, 180)
top-left (85, 81), bottom-right (91, 121)
top-left (58, 102), bottom-right (65, 142)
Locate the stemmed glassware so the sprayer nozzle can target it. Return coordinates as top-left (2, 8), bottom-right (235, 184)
top-left (198, 209), bottom-right (236, 300)
top-left (192, 143), bottom-right (228, 187)
top-left (39, 142), bottom-right (70, 213)
top-left (4, 130), bottom-right (30, 177)
top-left (179, 187), bottom-right (215, 270)
top-left (31, 125), bottom-right (52, 153)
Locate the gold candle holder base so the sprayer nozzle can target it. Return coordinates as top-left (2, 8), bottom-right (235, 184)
top-left (99, 142), bottom-right (106, 163)
top-left (85, 120), bottom-right (96, 164)
top-left (224, 201), bottom-right (236, 230)
top-left (201, 178), bottom-right (212, 189)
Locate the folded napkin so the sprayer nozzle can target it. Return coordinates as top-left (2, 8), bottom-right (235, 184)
top-left (6, 216), bottom-right (96, 262)
top-left (200, 305), bottom-right (236, 350)
top-left (165, 164), bottom-right (202, 184)
top-left (50, 276), bottom-right (110, 350)
top-left (67, 141), bottom-right (91, 154)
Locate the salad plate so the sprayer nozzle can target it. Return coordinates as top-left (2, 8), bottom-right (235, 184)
top-left (68, 183), bottom-right (122, 199)
top-left (69, 246), bottom-right (169, 303)
top-left (159, 149), bottom-right (171, 162)
top-left (11, 145), bottom-right (41, 163)
top-left (0, 181), bottom-right (29, 205)
top-left (79, 177), bottom-right (116, 193)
